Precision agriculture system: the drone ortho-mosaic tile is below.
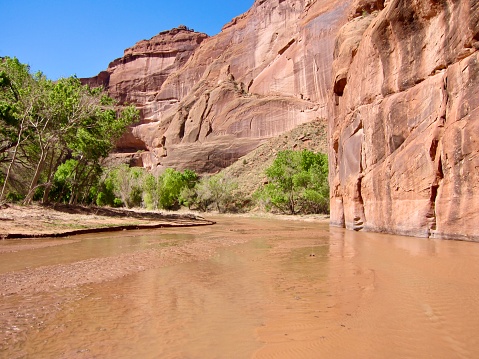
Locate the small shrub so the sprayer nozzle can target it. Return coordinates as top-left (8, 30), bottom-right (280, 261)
top-left (113, 198), bottom-right (123, 208)
top-left (5, 191), bottom-right (24, 203)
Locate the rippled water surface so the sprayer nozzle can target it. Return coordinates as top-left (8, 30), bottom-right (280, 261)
top-left (1, 217), bottom-right (479, 358)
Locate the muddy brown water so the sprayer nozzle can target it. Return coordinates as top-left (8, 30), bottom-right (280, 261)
top-left (1, 216), bottom-right (479, 359)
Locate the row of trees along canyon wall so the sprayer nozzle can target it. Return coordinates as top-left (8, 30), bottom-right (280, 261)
top-left (84, 0), bottom-right (479, 241)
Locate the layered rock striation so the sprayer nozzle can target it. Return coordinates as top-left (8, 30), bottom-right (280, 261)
top-left (83, 0), bottom-right (478, 240)
top-left (84, 0), bottom-right (351, 173)
top-left (330, 0), bottom-right (479, 240)
top-left (83, 26), bottom-right (209, 151)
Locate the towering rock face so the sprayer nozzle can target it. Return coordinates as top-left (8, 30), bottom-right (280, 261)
top-left (83, 0), bottom-right (478, 240)
top-left (83, 26), bottom-right (209, 151)
top-left (85, 0), bottom-right (351, 173)
top-left (330, 0), bottom-right (479, 240)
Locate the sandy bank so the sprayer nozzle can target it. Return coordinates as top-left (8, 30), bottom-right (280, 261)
top-left (0, 204), bottom-right (215, 239)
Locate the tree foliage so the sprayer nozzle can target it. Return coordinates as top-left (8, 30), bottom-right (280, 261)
top-left (257, 150), bottom-right (329, 214)
top-left (158, 168), bottom-right (198, 210)
top-left (0, 57), bottom-right (139, 204)
top-left (184, 173), bottom-right (248, 213)
top-left (94, 165), bottom-right (200, 211)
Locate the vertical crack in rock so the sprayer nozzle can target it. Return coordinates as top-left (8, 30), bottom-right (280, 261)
top-left (353, 175), bottom-right (365, 231)
top-left (428, 154), bottom-right (445, 236)
top-left (354, 129), bottom-right (366, 231)
top-left (427, 72), bottom-right (447, 237)
top-left (196, 93), bottom-right (211, 142)
top-left (178, 112), bottom-right (187, 141)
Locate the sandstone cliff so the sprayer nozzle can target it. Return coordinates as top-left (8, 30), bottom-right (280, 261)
top-left (84, 0), bottom-right (351, 173)
top-left (83, 26), bottom-right (209, 151)
top-left (83, 0), bottom-right (478, 240)
top-left (330, 0), bottom-right (479, 240)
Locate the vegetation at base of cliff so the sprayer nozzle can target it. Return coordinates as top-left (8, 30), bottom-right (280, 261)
top-left (0, 58), bottom-right (329, 216)
top-left (220, 119), bottom-right (328, 195)
top-left (92, 165), bottom-right (248, 214)
top-left (0, 57), bottom-right (139, 205)
top-left (255, 150), bottom-right (329, 215)
top-left (73, 149), bottom-right (329, 216)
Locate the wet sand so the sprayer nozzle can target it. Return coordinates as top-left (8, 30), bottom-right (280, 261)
top-left (1, 216), bottom-right (479, 358)
top-left (0, 204), bottom-right (214, 239)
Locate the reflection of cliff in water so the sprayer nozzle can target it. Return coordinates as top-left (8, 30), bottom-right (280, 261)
top-left (1, 217), bottom-right (479, 357)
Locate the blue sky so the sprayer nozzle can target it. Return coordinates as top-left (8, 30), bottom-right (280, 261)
top-left (1, 1), bottom-right (254, 80)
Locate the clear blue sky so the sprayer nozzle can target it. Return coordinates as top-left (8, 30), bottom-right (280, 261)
top-left (1, 0), bottom-right (254, 80)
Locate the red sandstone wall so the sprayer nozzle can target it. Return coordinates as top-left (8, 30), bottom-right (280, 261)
top-left (330, 0), bottom-right (479, 240)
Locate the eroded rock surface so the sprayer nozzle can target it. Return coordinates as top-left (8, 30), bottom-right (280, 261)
top-left (81, 0), bottom-right (478, 240)
top-left (330, 0), bottom-right (479, 240)
top-left (84, 0), bottom-right (351, 173)
top-left (83, 26), bottom-right (208, 151)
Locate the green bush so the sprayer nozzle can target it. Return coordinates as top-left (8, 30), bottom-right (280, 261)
top-left (142, 173), bottom-right (158, 209)
top-left (257, 149), bottom-right (329, 215)
top-left (5, 191), bottom-right (24, 203)
top-left (191, 173), bottom-right (245, 213)
top-left (113, 198), bottom-right (123, 207)
top-left (94, 165), bottom-right (200, 210)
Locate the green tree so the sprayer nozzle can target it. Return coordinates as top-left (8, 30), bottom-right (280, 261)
top-left (98, 165), bottom-right (143, 208)
top-left (0, 58), bottom-right (34, 160)
top-left (259, 150), bottom-right (329, 215)
top-left (0, 58), bottom-right (39, 201)
top-left (24, 78), bottom-right (138, 204)
top-left (158, 168), bottom-right (199, 210)
top-left (0, 57), bottom-right (139, 204)
top-left (142, 172), bottom-right (159, 209)
top-left (195, 173), bottom-right (239, 213)
top-left (95, 170), bottom-right (118, 207)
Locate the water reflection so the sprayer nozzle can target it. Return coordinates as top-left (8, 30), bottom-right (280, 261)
top-left (0, 232), bottom-right (196, 274)
top-left (1, 218), bottom-right (479, 358)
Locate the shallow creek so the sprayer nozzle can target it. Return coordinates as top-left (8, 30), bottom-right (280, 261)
top-left (1, 216), bottom-right (479, 358)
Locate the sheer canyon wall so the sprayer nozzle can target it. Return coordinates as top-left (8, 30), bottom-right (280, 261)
top-left (84, 0), bottom-right (478, 240)
top-left (331, 0), bottom-right (479, 240)
top-left (85, 0), bottom-right (351, 173)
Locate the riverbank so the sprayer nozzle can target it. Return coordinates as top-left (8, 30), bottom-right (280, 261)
top-left (0, 204), bottom-right (215, 239)
top-left (0, 204), bottom-right (329, 240)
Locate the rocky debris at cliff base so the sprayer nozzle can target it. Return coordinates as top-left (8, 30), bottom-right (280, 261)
top-left (220, 119), bottom-right (328, 195)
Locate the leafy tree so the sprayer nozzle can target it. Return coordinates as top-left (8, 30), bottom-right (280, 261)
top-left (98, 165), bottom-right (143, 208)
top-left (92, 165), bottom-right (199, 210)
top-left (95, 172), bottom-right (117, 207)
top-left (0, 58), bottom-right (34, 159)
top-left (179, 186), bottom-right (198, 210)
top-left (24, 78), bottom-right (138, 204)
top-left (158, 168), bottom-right (199, 210)
top-left (258, 150), bottom-right (329, 214)
top-left (142, 172), bottom-right (159, 210)
top-left (0, 57), bottom-right (139, 204)
top-left (194, 173), bottom-right (239, 213)
top-left (0, 58), bottom-right (39, 200)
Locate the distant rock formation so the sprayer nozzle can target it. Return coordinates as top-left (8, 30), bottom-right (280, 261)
top-left (83, 0), bottom-right (351, 173)
top-left (330, 0), bottom-right (479, 240)
top-left (82, 27), bottom-right (209, 152)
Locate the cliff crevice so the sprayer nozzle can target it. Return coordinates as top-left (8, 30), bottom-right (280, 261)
top-left (330, 0), bottom-right (479, 240)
